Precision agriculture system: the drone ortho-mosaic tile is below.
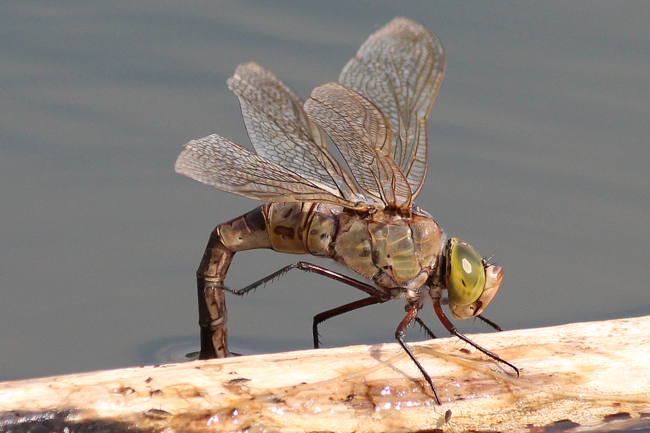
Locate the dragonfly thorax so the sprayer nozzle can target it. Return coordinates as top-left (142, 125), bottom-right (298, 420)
top-left (334, 208), bottom-right (445, 295)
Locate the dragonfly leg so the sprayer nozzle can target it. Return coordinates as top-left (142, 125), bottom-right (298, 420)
top-left (432, 297), bottom-right (520, 376)
top-left (395, 305), bottom-right (441, 405)
top-left (476, 314), bottom-right (503, 331)
top-left (223, 261), bottom-right (387, 298)
top-left (219, 260), bottom-right (390, 347)
top-left (413, 315), bottom-right (437, 339)
top-left (403, 303), bottom-right (438, 338)
top-left (218, 262), bottom-right (303, 296)
top-left (312, 296), bottom-right (387, 348)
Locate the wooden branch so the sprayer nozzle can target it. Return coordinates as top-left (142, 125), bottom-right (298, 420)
top-left (1, 316), bottom-right (649, 432)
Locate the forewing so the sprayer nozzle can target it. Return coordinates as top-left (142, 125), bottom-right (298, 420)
top-left (339, 17), bottom-right (445, 198)
top-left (227, 62), bottom-right (359, 201)
top-left (175, 134), bottom-right (366, 209)
top-left (304, 83), bottom-right (412, 209)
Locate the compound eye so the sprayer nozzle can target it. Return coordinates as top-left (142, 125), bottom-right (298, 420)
top-left (447, 239), bottom-right (486, 307)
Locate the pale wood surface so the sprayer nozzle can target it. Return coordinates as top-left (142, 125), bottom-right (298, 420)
top-left (1, 315), bottom-right (649, 432)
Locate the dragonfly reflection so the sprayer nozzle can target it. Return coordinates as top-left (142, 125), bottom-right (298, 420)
top-left (175, 17), bottom-right (518, 404)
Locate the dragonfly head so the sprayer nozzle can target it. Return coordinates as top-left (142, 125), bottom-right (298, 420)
top-left (443, 238), bottom-right (503, 320)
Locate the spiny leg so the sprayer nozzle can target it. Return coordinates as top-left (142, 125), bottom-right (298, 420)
top-left (218, 261), bottom-right (389, 347)
top-left (432, 297), bottom-right (519, 376)
top-left (395, 305), bottom-right (441, 405)
top-left (413, 316), bottom-right (437, 339)
top-left (221, 261), bottom-right (386, 298)
top-left (313, 296), bottom-right (387, 348)
top-left (409, 312), bottom-right (500, 340)
top-left (476, 314), bottom-right (503, 331)
top-left (404, 304), bottom-right (438, 339)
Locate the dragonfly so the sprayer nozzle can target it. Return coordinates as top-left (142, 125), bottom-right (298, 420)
top-left (175, 17), bottom-right (518, 404)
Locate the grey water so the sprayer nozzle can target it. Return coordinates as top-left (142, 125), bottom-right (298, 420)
top-left (1, 1), bottom-right (649, 397)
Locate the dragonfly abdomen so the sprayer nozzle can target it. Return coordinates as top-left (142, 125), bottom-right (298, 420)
top-left (194, 202), bottom-right (339, 357)
top-left (216, 202), bottom-right (342, 257)
top-left (267, 202), bottom-right (340, 256)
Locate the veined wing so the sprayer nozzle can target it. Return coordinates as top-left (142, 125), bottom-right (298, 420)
top-left (339, 17), bottom-right (445, 199)
top-left (175, 134), bottom-right (368, 209)
top-left (304, 83), bottom-right (411, 209)
top-left (227, 63), bottom-right (360, 202)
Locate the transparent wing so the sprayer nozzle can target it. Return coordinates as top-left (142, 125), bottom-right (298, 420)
top-left (175, 134), bottom-right (368, 209)
top-left (227, 62), bottom-right (360, 202)
top-left (304, 83), bottom-right (411, 209)
top-left (339, 17), bottom-right (445, 199)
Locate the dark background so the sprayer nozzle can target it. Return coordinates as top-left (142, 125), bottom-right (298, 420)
top-left (1, 1), bottom-right (648, 381)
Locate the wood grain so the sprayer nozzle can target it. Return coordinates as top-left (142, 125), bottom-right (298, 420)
top-left (1, 315), bottom-right (649, 432)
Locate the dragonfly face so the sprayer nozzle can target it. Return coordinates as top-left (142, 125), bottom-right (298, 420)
top-left (435, 238), bottom-right (503, 320)
top-left (175, 17), bottom-right (516, 403)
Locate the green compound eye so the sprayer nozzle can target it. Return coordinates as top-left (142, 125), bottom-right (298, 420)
top-left (447, 238), bottom-right (486, 307)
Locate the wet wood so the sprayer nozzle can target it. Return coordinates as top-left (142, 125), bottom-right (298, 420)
top-left (1, 315), bottom-right (649, 432)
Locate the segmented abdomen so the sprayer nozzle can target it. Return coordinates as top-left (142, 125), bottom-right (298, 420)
top-left (216, 202), bottom-right (341, 256)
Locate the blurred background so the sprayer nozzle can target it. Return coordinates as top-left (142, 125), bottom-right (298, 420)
top-left (1, 1), bottom-right (648, 381)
